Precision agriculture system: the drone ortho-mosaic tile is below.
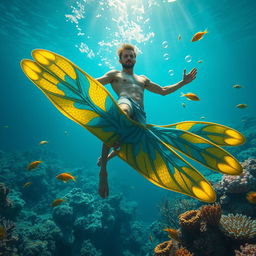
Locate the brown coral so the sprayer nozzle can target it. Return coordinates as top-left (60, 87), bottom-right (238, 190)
top-left (200, 203), bottom-right (221, 226)
top-left (179, 210), bottom-right (201, 230)
top-left (235, 243), bottom-right (256, 256)
top-left (175, 248), bottom-right (193, 256)
top-left (154, 240), bottom-right (175, 256)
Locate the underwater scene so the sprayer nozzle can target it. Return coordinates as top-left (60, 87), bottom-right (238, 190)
top-left (1, 0), bottom-right (256, 255)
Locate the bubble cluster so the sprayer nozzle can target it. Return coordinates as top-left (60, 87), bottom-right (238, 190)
top-left (163, 53), bottom-right (170, 60)
top-left (162, 41), bottom-right (168, 48)
top-left (168, 69), bottom-right (174, 76)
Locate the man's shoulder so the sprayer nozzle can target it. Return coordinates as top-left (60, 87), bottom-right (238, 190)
top-left (106, 70), bottom-right (120, 77)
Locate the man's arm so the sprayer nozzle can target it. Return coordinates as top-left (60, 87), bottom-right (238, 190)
top-left (96, 70), bottom-right (118, 85)
top-left (144, 68), bottom-right (197, 96)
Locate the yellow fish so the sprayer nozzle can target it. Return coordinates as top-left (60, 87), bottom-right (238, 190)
top-left (181, 92), bottom-right (200, 101)
top-left (56, 173), bottom-right (76, 183)
top-left (163, 228), bottom-right (181, 242)
top-left (192, 30), bottom-right (208, 42)
top-left (197, 60), bottom-right (203, 63)
top-left (246, 192), bottom-right (256, 204)
top-left (51, 198), bottom-right (65, 207)
top-left (27, 161), bottom-right (42, 171)
top-left (232, 84), bottom-right (242, 88)
top-left (23, 182), bottom-right (32, 188)
top-left (39, 140), bottom-right (48, 145)
top-left (178, 34), bottom-right (181, 40)
top-left (0, 226), bottom-right (6, 240)
top-left (236, 104), bottom-right (247, 109)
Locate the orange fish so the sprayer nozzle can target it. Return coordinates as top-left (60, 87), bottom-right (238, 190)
top-left (39, 140), bottom-right (48, 145)
top-left (236, 104), bottom-right (247, 109)
top-left (56, 173), bottom-right (76, 183)
top-left (163, 228), bottom-right (181, 242)
top-left (0, 226), bottom-right (6, 240)
top-left (27, 161), bottom-right (42, 170)
top-left (192, 30), bottom-right (208, 42)
top-left (51, 198), bottom-right (65, 207)
top-left (181, 92), bottom-right (200, 101)
top-left (23, 182), bottom-right (32, 188)
top-left (246, 192), bottom-right (256, 204)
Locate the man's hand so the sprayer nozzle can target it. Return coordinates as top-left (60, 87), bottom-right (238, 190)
top-left (182, 68), bottom-right (197, 85)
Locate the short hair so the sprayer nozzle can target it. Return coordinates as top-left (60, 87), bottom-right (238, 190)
top-left (117, 44), bottom-right (137, 59)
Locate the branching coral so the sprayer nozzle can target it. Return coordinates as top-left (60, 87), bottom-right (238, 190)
top-left (175, 248), bottom-right (193, 256)
top-left (219, 214), bottom-right (256, 240)
top-left (179, 210), bottom-right (201, 231)
top-left (154, 240), bottom-right (175, 256)
top-left (200, 203), bottom-right (221, 226)
top-left (235, 243), bottom-right (256, 256)
top-left (0, 217), bottom-right (18, 256)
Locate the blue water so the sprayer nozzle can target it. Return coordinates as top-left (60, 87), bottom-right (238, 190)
top-left (0, 0), bottom-right (256, 223)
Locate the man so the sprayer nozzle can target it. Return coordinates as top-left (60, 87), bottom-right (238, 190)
top-left (96, 43), bottom-right (197, 199)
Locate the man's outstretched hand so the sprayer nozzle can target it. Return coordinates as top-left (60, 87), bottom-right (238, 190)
top-left (182, 68), bottom-right (197, 85)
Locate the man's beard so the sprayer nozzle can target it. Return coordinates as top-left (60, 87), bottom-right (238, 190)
top-left (122, 63), bottom-right (134, 69)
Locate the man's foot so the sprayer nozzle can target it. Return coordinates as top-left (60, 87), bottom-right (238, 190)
top-left (97, 156), bottom-right (102, 167)
top-left (98, 169), bottom-right (109, 198)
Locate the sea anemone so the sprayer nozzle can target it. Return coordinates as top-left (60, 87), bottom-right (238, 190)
top-left (179, 210), bottom-right (201, 230)
top-left (219, 213), bottom-right (256, 240)
top-left (175, 248), bottom-right (193, 256)
top-left (200, 203), bottom-right (221, 226)
top-left (154, 240), bottom-right (175, 256)
top-left (234, 243), bottom-right (256, 256)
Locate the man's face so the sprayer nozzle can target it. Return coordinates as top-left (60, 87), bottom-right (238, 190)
top-left (119, 49), bottom-right (136, 69)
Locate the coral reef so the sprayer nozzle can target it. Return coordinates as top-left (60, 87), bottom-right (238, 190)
top-left (174, 248), bottom-right (193, 256)
top-left (200, 203), bottom-right (221, 226)
top-left (153, 240), bottom-right (175, 256)
top-left (219, 213), bottom-right (256, 241)
top-left (234, 243), bottom-right (256, 256)
top-left (179, 210), bottom-right (201, 231)
top-left (0, 217), bottom-right (18, 256)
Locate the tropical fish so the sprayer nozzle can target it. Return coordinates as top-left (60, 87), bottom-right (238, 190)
top-left (149, 233), bottom-right (153, 243)
top-left (246, 191), bottom-right (256, 204)
top-left (39, 140), bottom-right (48, 145)
top-left (197, 60), bottom-right (203, 63)
top-left (232, 84), bottom-right (242, 88)
top-left (56, 173), bottom-right (76, 183)
top-left (163, 228), bottom-right (181, 242)
top-left (27, 161), bottom-right (42, 170)
top-left (178, 34), bottom-right (181, 40)
top-left (0, 226), bottom-right (6, 240)
top-left (182, 103), bottom-right (186, 108)
top-left (191, 30), bottom-right (208, 42)
top-left (181, 92), bottom-right (200, 101)
top-left (236, 104), bottom-right (247, 109)
top-left (23, 182), bottom-right (32, 188)
top-left (51, 198), bottom-right (65, 207)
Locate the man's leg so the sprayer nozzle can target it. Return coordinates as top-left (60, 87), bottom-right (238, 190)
top-left (98, 143), bottom-right (110, 198)
top-left (97, 103), bottom-right (131, 198)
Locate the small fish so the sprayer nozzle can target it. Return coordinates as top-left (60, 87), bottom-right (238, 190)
top-left (56, 173), bottom-right (76, 183)
top-left (2, 125), bottom-right (9, 128)
top-left (163, 228), bottom-right (181, 242)
top-left (178, 34), bottom-right (181, 40)
top-left (232, 84), bottom-right (242, 88)
top-left (246, 191), bottom-right (256, 204)
top-left (51, 198), bottom-right (65, 207)
top-left (39, 140), bottom-right (48, 145)
top-left (200, 116), bottom-right (206, 119)
top-left (197, 60), bottom-right (203, 63)
top-left (0, 226), bottom-right (6, 240)
top-left (182, 103), bottom-right (186, 108)
top-left (192, 30), bottom-right (208, 42)
top-left (181, 92), bottom-right (200, 101)
top-left (149, 233), bottom-right (153, 243)
top-left (27, 161), bottom-right (42, 171)
top-left (236, 104), bottom-right (247, 109)
top-left (64, 131), bottom-right (68, 135)
top-left (23, 182), bottom-right (32, 188)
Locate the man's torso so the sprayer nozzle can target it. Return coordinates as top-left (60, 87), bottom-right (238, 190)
top-left (110, 71), bottom-right (147, 108)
